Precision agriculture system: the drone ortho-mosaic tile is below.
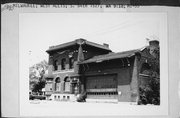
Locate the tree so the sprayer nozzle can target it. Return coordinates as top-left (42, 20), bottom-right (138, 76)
top-left (29, 60), bottom-right (48, 93)
top-left (139, 40), bottom-right (160, 105)
top-left (139, 38), bottom-right (160, 105)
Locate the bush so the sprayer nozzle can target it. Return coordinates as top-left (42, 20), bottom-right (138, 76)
top-left (77, 92), bottom-right (87, 102)
top-left (139, 76), bottom-right (160, 105)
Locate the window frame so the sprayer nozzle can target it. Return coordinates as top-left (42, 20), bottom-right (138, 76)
top-left (61, 58), bottom-right (66, 70)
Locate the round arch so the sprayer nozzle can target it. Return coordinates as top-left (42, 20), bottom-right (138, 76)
top-left (55, 77), bottom-right (61, 91)
top-left (55, 77), bottom-right (61, 83)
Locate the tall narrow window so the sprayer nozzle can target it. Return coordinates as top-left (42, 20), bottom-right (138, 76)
top-left (61, 58), bottom-right (66, 70)
top-left (64, 77), bottom-right (70, 92)
top-left (69, 57), bottom-right (74, 69)
top-left (53, 60), bottom-right (58, 71)
top-left (55, 77), bottom-right (61, 91)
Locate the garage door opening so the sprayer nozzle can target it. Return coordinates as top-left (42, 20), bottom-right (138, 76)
top-left (85, 74), bottom-right (118, 99)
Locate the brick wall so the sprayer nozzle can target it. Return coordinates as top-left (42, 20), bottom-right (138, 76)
top-left (82, 56), bottom-right (138, 102)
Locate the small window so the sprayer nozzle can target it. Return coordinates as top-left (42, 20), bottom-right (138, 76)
top-left (69, 57), bottom-right (74, 69)
top-left (53, 60), bottom-right (58, 71)
top-left (61, 58), bottom-right (66, 70)
top-left (67, 96), bottom-right (70, 99)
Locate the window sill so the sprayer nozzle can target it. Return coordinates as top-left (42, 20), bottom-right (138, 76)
top-left (52, 69), bottom-right (74, 74)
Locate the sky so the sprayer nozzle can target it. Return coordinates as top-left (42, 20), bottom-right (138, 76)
top-left (19, 13), bottom-right (163, 66)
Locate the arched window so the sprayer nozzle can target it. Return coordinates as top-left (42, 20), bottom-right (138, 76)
top-left (61, 58), bottom-right (66, 70)
top-left (64, 77), bottom-right (70, 92)
top-left (69, 57), bottom-right (74, 69)
top-left (55, 77), bottom-right (61, 91)
top-left (140, 63), bottom-right (151, 75)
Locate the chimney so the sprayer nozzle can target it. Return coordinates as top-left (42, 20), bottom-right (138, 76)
top-left (103, 43), bottom-right (109, 48)
top-left (149, 40), bottom-right (159, 48)
top-left (148, 40), bottom-right (159, 58)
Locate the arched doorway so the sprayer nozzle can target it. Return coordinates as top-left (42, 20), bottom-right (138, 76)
top-left (55, 77), bottom-right (61, 91)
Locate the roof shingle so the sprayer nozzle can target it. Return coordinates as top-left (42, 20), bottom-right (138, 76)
top-left (79, 49), bottom-right (140, 64)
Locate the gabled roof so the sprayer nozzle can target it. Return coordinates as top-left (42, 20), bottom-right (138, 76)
top-left (46, 38), bottom-right (111, 53)
top-left (79, 49), bottom-right (140, 64)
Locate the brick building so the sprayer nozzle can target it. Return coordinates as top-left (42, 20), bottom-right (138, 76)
top-left (45, 38), bottom-right (159, 103)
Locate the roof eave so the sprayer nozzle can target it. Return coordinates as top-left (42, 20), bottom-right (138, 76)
top-left (46, 41), bottom-right (77, 53)
top-left (46, 39), bottom-right (112, 53)
top-left (78, 53), bottom-right (137, 65)
top-left (85, 40), bottom-right (111, 51)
